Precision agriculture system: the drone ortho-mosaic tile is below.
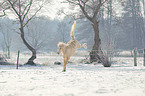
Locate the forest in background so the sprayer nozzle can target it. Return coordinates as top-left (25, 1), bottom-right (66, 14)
top-left (0, 0), bottom-right (145, 55)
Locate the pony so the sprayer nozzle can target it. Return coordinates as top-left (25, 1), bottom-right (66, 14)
top-left (57, 21), bottom-right (87, 72)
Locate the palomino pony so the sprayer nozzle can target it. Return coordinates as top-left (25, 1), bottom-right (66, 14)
top-left (57, 21), bottom-right (87, 72)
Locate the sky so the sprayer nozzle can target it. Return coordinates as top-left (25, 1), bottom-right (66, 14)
top-left (43, 0), bottom-right (69, 19)
top-left (42, 0), bottom-right (124, 19)
top-left (1, 0), bottom-right (69, 20)
top-left (1, 0), bottom-right (132, 20)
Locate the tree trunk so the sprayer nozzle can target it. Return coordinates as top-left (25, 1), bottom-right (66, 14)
top-left (89, 20), bottom-right (102, 63)
top-left (20, 26), bottom-right (36, 66)
top-left (7, 46), bottom-right (10, 59)
top-left (89, 19), bottom-right (111, 67)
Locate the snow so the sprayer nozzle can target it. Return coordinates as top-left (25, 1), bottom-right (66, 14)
top-left (0, 54), bottom-right (145, 96)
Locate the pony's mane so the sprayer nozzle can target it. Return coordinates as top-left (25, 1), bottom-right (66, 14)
top-left (57, 42), bottom-right (66, 47)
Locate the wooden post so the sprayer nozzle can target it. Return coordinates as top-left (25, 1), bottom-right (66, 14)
top-left (17, 50), bottom-right (20, 69)
top-left (133, 48), bottom-right (137, 66)
top-left (143, 49), bottom-right (145, 66)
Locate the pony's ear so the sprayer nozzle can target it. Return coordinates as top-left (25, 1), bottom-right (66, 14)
top-left (57, 42), bottom-right (61, 48)
top-left (57, 43), bottom-right (60, 47)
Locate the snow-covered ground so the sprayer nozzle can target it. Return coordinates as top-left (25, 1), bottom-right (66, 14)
top-left (0, 52), bottom-right (145, 96)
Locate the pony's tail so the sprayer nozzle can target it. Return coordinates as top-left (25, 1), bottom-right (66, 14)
top-left (70, 21), bottom-right (76, 40)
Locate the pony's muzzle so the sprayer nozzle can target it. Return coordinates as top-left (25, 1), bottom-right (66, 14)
top-left (57, 47), bottom-right (61, 55)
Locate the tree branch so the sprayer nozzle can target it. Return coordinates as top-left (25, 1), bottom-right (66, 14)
top-left (22, 4), bottom-right (30, 16)
top-left (66, 0), bottom-right (92, 21)
top-left (78, 3), bottom-right (92, 21)
top-left (22, 0), bottom-right (33, 21)
top-left (80, 0), bottom-right (89, 4)
top-left (7, 0), bottom-right (20, 17)
top-left (0, 9), bottom-right (6, 17)
top-left (23, 4), bottom-right (44, 27)
top-left (0, 1), bottom-right (10, 17)
top-left (93, 0), bottom-right (108, 18)
top-left (66, 0), bottom-right (79, 5)
top-left (19, 0), bottom-right (21, 16)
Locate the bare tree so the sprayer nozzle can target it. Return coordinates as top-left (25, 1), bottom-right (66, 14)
top-left (142, 0), bottom-right (145, 16)
top-left (4, 0), bottom-right (49, 65)
top-left (0, 0), bottom-right (12, 17)
top-left (122, 0), bottom-right (145, 49)
top-left (65, 0), bottom-right (111, 66)
top-left (57, 18), bottom-right (71, 43)
top-left (0, 9), bottom-right (6, 17)
top-left (0, 1), bottom-right (6, 17)
top-left (0, 22), bottom-right (12, 58)
top-left (26, 16), bottom-right (50, 51)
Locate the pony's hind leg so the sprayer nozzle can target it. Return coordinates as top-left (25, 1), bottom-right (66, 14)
top-left (82, 43), bottom-right (87, 49)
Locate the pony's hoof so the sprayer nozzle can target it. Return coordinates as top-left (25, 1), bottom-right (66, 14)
top-left (57, 52), bottom-right (60, 54)
top-left (62, 70), bottom-right (66, 72)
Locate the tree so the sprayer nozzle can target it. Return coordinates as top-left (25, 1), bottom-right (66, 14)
top-left (77, 20), bottom-right (94, 50)
top-left (121, 0), bottom-right (145, 49)
top-left (0, 1), bottom-right (7, 17)
top-left (0, 19), bottom-right (13, 58)
top-left (65, 0), bottom-right (111, 66)
top-left (0, 10), bottom-right (6, 17)
top-left (57, 17), bottom-right (72, 43)
top-left (142, 0), bottom-right (145, 16)
top-left (4, 0), bottom-right (49, 65)
top-left (26, 16), bottom-right (50, 51)
top-left (0, 1), bottom-right (11, 56)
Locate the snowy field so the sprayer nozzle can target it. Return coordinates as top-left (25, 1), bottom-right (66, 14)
top-left (0, 52), bottom-right (145, 96)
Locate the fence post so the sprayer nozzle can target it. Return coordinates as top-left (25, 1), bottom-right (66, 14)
top-left (143, 49), bottom-right (145, 66)
top-left (17, 50), bottom-right (20, 69)
top-left (133, 48), bottom-right (137, 66)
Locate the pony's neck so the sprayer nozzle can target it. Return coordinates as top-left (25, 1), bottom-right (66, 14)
top-left (61, 45), bottom-right (66, 54)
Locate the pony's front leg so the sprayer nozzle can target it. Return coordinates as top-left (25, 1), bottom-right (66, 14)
top-left (62, 57), bottom-right (70, 72)
top-left (62, 58), bottom-right (67, 72)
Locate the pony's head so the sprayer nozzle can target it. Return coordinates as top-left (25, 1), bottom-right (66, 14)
top-left (57, 42), bottom-right (66, 54)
